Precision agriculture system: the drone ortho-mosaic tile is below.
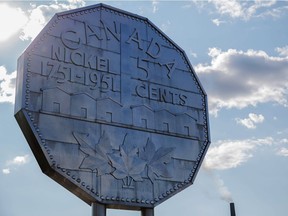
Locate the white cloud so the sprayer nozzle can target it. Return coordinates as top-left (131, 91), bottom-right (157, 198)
top-left (203, 137), bottom-right (273, 170)
top-left (0, 1), bottom-right (86, 42)
top-left (211, 18), bottom-right (226, 26)
top-left (0, 66), bottom-right (16, 104)
top-left (277, 148), bottom-right (288, 156)
top-left (7, 155), bottom-right (30, 166)
top-left (280, 138), bottom-right (288, 144)
top-left (2, 155), bottom-right (30, 174)
top-left (210, 0), bottom-right (243, 19)
top-left (276, 46), bottom-right (288, 57)
top-left (0, 4), bottom-right (28, 41)
top-left (249, 113), bottom-right (265, 123)
top-left (192, 0), bottom-right (286, 21)
top-left (236, 113), bottom-right (264, 129)
top-left (21, 0), bottom-right (85, 41)
top-left (275, 139), bottom-right (288, 156)
top-left (214, 0), bottom-right (279, 20)
top-left (152, 0), bottom-right (159, 13)
top-left (196, 48), bottom-right (288, 116)
top-left (254, 3), bottom-right (288, 19)
top-left (2, 168), bottom-right (10, 175)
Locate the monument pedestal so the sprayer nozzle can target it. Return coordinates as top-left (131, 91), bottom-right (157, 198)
top-left (92, 203), bottom-right (154, 216)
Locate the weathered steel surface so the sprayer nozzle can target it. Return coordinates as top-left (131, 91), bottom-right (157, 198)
top-left (14, 3), bottom-right (210, 209)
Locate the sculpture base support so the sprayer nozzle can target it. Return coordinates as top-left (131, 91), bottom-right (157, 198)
top-left (92, 203), bottom-right (106, 216)
top-left (91, 203), bottom-right (154, 216)
top-left (141, 208), bottom-right (154, 216)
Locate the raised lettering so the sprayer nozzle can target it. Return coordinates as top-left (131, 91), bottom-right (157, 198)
top-left (89, 71), bottom-right (99, 89)
top-left (135, 83), bottom-right (147, 98)
top-left (51, 45), bottom-right (111, 73)
top-left (70, 68), bottom-right (85, 85)
top-left (137, 58), bottom-right (148, 79)
top-left (100, 75), bottom-right (110, 92)
top-left (85, 23), bottom-right (103, 42)
top-left (97, 58), bottom-right (109, 72)
top-left (179, 94), bottom-right (187, 106)
top-left (84, 55), bottom-right (97, 70)
top-left (126, 29), bottom-right (143, 50)
top-left (164, 60), bottom-right (177, 79)
top-left (149, 87), bottom-right (159, 100)
top-left (134, 82), bottom-right (188, 106)
top-left (146, 38), bottom-right (161, 59)
top-left (47, 62), bottom-right (70, 83)
top-left (61, 30), bottom-right (81, 50)
top-left (70, 51), bottom-right (84, 66)
top-left (159, 88), bottom-right (168, 103)
top-left (101, 20), bottom-right (120, 41)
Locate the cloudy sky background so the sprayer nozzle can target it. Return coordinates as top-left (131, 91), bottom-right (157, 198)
top-left (1, 1), bottom-right (288, 216)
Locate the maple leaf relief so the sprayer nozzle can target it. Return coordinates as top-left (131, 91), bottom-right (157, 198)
top-left (73, 132), bottom-right (175, 188)
top-left (108, 135), bottom-right (146, 186)
top-left (73, 131), bottom-right (114, 176)
top-left (140, 138), bottom-right (174, 183)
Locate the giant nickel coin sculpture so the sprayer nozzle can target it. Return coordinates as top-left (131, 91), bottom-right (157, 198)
top-left (15, 3), bottom-right (210, 212)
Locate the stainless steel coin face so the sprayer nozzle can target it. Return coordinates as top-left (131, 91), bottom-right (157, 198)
top-left (15, 3), bottom-right (210, 209)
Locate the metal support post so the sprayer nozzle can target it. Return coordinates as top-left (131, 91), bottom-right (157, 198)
top-left (141, 208), bottom-right (154, 216)
top-left (92, 203), bottom-right (106, 216)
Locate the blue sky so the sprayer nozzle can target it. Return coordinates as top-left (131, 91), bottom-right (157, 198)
top-left (1, 1), bottom-right (288, 216)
